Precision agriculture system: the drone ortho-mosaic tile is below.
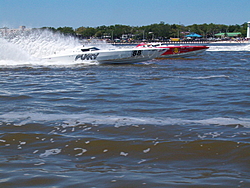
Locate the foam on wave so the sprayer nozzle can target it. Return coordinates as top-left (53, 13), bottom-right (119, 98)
top-left (1, 112), bottom-right (249, 128)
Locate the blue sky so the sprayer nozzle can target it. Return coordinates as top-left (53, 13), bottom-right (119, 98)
top-left (1, 0), bottom-right (249, 29)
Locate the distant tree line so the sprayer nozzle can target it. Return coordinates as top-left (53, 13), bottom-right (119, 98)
top-left (41, 22), bottom-right (248, 41)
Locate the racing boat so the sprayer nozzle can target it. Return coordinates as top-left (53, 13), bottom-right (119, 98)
top-left (136, 43), bottom-right (209, 58)
top-left (42, 46), bottom-right (167, 64)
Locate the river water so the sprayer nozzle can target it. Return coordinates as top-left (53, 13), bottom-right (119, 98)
top-left (0, 31), bottom-right (250, 187)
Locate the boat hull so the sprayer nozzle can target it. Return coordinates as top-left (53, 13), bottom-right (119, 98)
top-left (159, 46), bottom-right (209, 58)
top-left (43, 48), bottom-right (166, 64)
top-left (136, 43), bottom-right (209, 58)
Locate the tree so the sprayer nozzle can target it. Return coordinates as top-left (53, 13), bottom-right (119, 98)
top-left (51, 22), bottom-right (248, 40)
top-left (40, 27), bottom-right (56, 32)
top-left (57, 27), bottom-right (75, 35)
top-left (240, 22), bottom-right (247, 36)
top-left (75, 27), bottom-right (96, 38)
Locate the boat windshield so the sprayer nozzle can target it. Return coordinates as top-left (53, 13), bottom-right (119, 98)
top-left (152, 44), bottom-right (161, 47)
top-left (81, 47), bottom-right (100, 52)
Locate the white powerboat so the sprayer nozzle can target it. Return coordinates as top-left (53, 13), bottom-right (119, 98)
top-left (42, 46), bottom-right (167, 64)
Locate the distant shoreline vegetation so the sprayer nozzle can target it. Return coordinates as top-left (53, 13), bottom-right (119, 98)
top-left (41, 22), bottom-right (248, 40)
top-left (2, 22), bottom-right (247, 42)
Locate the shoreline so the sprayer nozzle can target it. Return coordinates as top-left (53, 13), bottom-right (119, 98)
top-left (108, 40), bottom-right (250, 46)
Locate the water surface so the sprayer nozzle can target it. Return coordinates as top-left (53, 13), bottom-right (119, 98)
top-left (0, 35), bottom-right (250, 187)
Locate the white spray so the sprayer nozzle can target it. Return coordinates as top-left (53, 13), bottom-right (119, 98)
top-left (0, 29), bottom-right (115, 63)
top-left (0, 37), bottom-right (31, 61)
top-left (1, 29), bottom-right (81, 59)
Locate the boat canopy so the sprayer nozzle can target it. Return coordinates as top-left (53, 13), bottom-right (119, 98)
top-left (81, 46), bottom-right (100, 52)
top-left (185, 33), bottom-right (202, 38)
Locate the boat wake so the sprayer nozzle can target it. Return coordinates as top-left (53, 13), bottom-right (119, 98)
top-left (0, 29), bottom-right (114, 67)
top-left (208, 43), bottom-right (250, 51)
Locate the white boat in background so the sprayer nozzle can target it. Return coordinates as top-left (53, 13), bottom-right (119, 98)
top-left (43, 46), bottom-right (167, 64)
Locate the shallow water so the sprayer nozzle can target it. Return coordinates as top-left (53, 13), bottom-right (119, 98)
top-left (0, 35), bottom-right (250, 187)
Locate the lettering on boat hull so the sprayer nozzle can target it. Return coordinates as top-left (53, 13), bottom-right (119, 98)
top-left (75, 53), bottom-right (99, 61)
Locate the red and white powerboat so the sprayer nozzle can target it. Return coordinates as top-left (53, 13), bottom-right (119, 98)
top-left (136, 43), bottom-right (209, 58)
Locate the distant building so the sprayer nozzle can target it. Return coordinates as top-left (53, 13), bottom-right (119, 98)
top-left (214, 32), bottom-right (241, 38)
top-left (0, 26), bottom-right (31, 36)
top-left (122, 34), bottom-right (128, 40)
top-left (247, 21), bottom-right (250, 39)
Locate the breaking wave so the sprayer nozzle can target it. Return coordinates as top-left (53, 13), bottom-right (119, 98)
top-left (1, 112), bottom-right (249, 128)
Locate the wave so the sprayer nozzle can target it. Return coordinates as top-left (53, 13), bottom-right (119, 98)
top-left (208, 43), bottom-right (250, 51)
top-left (0, 112), bottom-right (249, 128)
top-left (177, 75), bottom-right (230, 80)
top-left (0, 59), bottom-right (100, 67)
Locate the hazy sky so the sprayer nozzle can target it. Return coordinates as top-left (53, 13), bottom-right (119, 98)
top-left (1, 0), bottom-right (249, 28)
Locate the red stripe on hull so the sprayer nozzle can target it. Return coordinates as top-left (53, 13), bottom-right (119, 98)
top-left (161, 46), bottom-right (209, 56)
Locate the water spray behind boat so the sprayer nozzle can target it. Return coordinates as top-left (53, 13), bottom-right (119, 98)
top-left (0, 29), bottom-right (116, 61)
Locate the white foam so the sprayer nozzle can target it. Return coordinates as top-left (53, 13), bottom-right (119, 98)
top-left (0, 112), bottom-right (249, 128)
top-left (0, 38), bottom-right (31, 61)
top-left (74, 148), bottom-right (87, 156)
top-left (208, 43), bottom-right (250, 51)
top-left (194, 117), bottom-right (250, 127)
top-left (39, 148), bottom-right (61, 157)
top-left (2, 30), bottom-right (80, 58)
top-left (120, 152), bottom-right (128, 156)
top-left (178, 75), bottom-right (230, 80)
top-left (0, 30), bottom-right (114, 67)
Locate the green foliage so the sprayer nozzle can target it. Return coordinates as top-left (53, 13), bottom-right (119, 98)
top-left (40, 27), bottom-right (57, 32)
top-left (75, 27), bottom-right (96, 37)
top-left (240, 22), bottom-right (248, 36)
top-left (40, 22), bottom-right (247, 39)
top-left (57, 27), bottom-right (75, 35)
